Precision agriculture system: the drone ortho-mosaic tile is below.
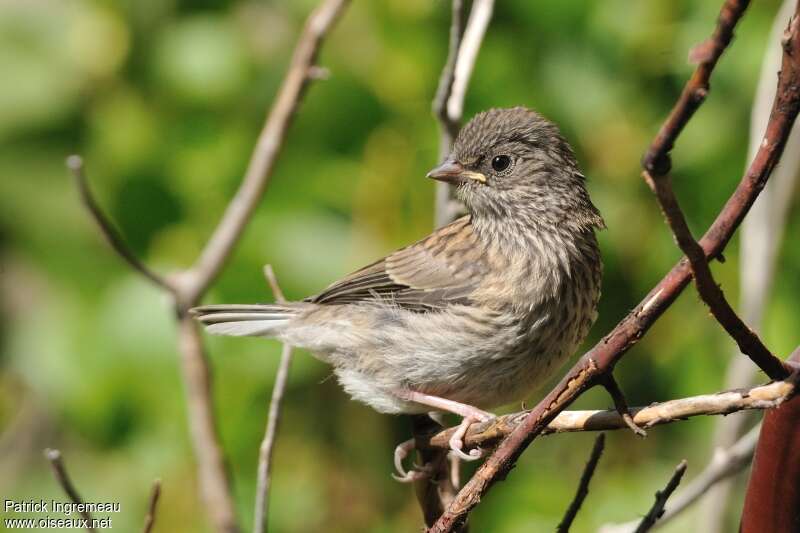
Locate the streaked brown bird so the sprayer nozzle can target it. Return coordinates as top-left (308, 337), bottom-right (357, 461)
top-left (192, 107), bottom-right (604, 478)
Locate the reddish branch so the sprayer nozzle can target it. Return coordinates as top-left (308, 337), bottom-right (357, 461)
top-left (642, 0), bottom-right (787, 381)
top-left (642, 0), bottom-right (750, 176)
top-left (429, 2), bottom-right (800, 531)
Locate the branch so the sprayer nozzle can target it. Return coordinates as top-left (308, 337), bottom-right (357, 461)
top-left (419, 378), bottom-right (796, 451)
top-left (67, 156), bottom-right (174, 294)
top-left (430, 4), bottom-right (800, 524)
top-left (433, 0), bottom-right (494, 227)
top-left (557, 433), bottom-right (605, 533)
top-left (142, 479), bottom-right (162, 533)
top-left (182, 0), bottom-right (351, 303)
top-left (70, 1), bottom-right (350, 531)
top-left (643, 170), bottom-right (788, 379)
top-left (447, 0), bottom-right (494, 122)
top-left (599, 424), bottom-right (759, 533)
top-left (633, 460), bottom-right (688, 533)
top-left (640, 0), bottom-right (787, 381)
top-left (253, 266), bottom-right (294, 533)
top-left (432, 0), bottom-right (465, 159)
top-left (44, 449), bottom-right (95, 532)
top-left (642, 0), bottom-right (749, 176)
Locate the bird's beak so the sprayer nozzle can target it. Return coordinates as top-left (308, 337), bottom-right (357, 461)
top-left (426, 160), bottom-right (486, 185)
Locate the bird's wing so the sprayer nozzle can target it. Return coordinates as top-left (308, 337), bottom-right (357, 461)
top-left (307, 216), bottom-right (488, 312)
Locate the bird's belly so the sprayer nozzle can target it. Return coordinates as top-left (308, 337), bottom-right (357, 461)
top-left (329, 301), bottom-right (594, 414)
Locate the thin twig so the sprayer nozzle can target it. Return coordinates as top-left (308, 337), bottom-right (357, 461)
top-left (70, 1), bottom-right (350, 530)
top-left (253, 266), bottom-right (294, 533)
top-left (643, 170), bottom-right (788, 380)
top-left (429, 3), bottom-right (800, 529)
top-left (183, 0), bottom-right (351, 304)
top-left (599, 424), bottom-right (760, 533)
top-left (44, 449), bottom-right (95, 532)
top-left (599, 374), bottom-right (646, 437)
top-left (67, 156), bottom-right (174, 293)
top-left (557, 434), bottom-right (606, 533)
top-left (433, 0), bottom-right (493, 227)
top-left (633, 460), bottom-right (688, 533)
top-left (640, 0), bottom-right (787, 380)
top-left (142, 479), bottom-right (162, 533)
top-left (421, 377), bottom-right (796, 451)
top-left (447, 0), bottom-right (494, 121)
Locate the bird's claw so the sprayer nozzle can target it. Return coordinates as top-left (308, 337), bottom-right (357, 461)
top-left (392, 438), bottom-right (433, 482)
top-left (447, 414), bottom-right (490, 461)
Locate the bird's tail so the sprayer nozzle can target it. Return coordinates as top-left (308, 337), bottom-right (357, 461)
top-left (190, 303), bottom-right (307, 338)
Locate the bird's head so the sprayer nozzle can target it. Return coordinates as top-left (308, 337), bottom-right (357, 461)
top-left (427, 107), bottom-right (603, 230)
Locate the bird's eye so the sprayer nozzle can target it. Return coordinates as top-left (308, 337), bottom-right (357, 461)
top-left (491, 155), bottom-right (511, 172)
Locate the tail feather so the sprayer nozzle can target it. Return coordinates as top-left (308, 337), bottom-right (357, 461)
top-left (190, 303), bottom-right (304, 338)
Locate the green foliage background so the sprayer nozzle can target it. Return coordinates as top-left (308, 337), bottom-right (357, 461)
top-left (1, 0), bottom-right (798, 531)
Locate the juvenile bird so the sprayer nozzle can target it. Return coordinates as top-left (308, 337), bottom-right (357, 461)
top-left (192, 107), bottom-right (604, 477)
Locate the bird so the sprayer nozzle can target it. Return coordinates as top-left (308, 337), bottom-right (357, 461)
top-left (192, 106), bottom-right (605, 479)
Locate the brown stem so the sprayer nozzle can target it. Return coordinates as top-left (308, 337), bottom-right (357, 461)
top-left (634, 460), bottom-right (688, 533)
top-left (70, 1), bottom-right (351, 530)
top-left (642, 0), bottom-right (750, 176)
top-left (183, 0), bottom-right (351, 304)
top-left (253, 266), bottom-right (294, 533)
top-left (429, 3), bottom-right (800, 530)
top-left (177, 316), bottom-right (238, 532)
top-left (142, 479), bottom-right (162, 533)
top-left (44, 449), bottom-right (95, 532)
top-left (67, 156), bottom-right (174, 294)
top-left (556, 433), bottom-right (605, 533)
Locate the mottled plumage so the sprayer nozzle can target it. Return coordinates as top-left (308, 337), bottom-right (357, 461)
top-left (193, 107), bottom-right (604, 430)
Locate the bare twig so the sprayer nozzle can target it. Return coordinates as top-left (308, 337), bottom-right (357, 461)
top-left (432, 0), bottom-right (494, 227)
top-left (44, 449), bottom-right (95, 532)
top-left (70, 1), bottom-right (350, 530)
top-left (182, 0), bottom-right (351, 304)
top-left (432, 0), bottom-right (465, 157)
top-left (557, 434), bottom-right (606, 533)
top-left (643, 170), bottom-right (788, 380)
top-left (599, 425), bottom-right (759, 533)
top-left (640, 0), bottom-right (787, 381)
top-left (447, 0), bottom-right (494, 122)
top-left (600, 374), bottom-right (646, 437)
top-left (253, 266), bottom-right (294, 533)
top-left (420, 378), bottom-right (796, 451)
top-left (633, 461), bottom-right (688, 533)
top-left (67, 156), bottom-right (174, 293)
top-left (142, 479), bottom-right (162, 533)
top-left (641, 0), bottom-right (749, 176)
top-left (429, 3), bottom-right (800, 529)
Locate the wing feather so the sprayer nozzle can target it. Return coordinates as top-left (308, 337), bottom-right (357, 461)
top-left (307, 216), bottom-right (486, 312)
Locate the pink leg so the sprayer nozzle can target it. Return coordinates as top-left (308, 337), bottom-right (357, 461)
top-left (394, 390), bottom-right (493, 421)
top-left (392, 389), bottom-right (494, 465)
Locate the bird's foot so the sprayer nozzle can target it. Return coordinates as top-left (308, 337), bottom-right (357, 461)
top-left (448, 415), bottom-right (487, 461)
top-left (392, 438), bottom-right (432, 482)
